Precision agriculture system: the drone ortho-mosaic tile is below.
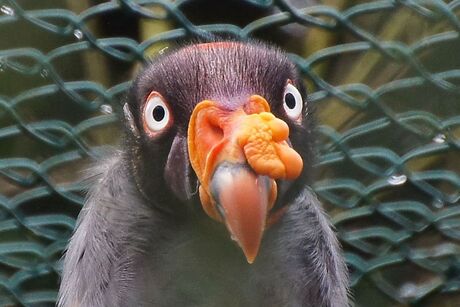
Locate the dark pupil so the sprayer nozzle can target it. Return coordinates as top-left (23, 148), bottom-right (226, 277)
top-left (152, 106), bottom-right (165, 122)
top-left (285, 93), bottom-right (296, 109)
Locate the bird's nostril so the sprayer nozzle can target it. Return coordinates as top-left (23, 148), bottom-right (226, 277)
top-left (202, 116), bottom-right (224, 146)
top-left (210, 121), bottom-right (224, 141)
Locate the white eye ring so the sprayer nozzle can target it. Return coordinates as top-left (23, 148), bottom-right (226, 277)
top-left (283, 83), bottom-right (303, 122)
top-left (143, 92), bottom-right (172, 135)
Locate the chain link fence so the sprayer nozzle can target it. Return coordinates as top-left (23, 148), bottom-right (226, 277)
top-left (0, 0), bottom-right (459, 306)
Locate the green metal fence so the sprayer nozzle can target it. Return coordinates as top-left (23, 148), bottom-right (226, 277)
top-left (0, 0), bottom-right (459, 306)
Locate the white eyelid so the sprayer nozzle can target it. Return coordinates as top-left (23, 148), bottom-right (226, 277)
top-left (283, 83), bottom-right (303, 122)
top-left (143, 93), bottom-right (172, 134)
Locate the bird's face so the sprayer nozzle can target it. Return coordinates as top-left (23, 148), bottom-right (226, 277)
top-left (125, 42), bottom-right (314, 263)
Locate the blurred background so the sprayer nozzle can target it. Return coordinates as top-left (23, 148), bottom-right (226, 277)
top-left (0, 0), bottom-right (459, 306)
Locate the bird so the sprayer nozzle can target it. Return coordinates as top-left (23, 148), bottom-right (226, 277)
top-left (58, 41), bottom-right (349, 307)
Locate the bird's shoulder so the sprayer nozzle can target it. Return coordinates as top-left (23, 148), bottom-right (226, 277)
top-left (270, 188), bottom-right (350, 306)
top-left (58, 152), bottom-right (155, 306)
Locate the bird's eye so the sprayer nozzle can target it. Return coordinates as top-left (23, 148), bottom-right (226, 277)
top-left (143, 92), bottom-right (173, 135)
top-left (283, 82), bottom-right (303, 122)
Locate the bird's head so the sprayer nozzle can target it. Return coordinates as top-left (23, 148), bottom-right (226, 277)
top-left (124, 41), bottom-right (315, 263)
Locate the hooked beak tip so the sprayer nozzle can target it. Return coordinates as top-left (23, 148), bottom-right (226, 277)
top-left (227, 217), bottom-right (263, 264)
top-left (241, 244), bottom-right (259, 264)
top-left (211, 163), bottom-right (270, 263)
top-left (246, 254), bottom-right (256, 264)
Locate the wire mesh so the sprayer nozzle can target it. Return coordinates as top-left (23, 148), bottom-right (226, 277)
top-left (0, 0), bottom-right (459, 306)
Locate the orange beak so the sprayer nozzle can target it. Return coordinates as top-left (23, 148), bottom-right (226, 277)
top-left (188, 95), bottom-right (303, 263)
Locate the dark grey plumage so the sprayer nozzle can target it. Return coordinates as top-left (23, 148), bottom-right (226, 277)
top-left (58, 42), bottom-right (349, 306)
